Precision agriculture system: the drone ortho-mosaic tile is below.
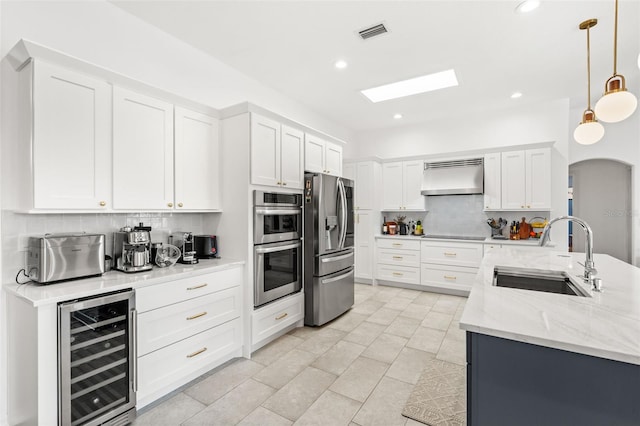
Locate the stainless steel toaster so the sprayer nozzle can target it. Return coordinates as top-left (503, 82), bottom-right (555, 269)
top-left (27, 233), bottom-right (106, 284)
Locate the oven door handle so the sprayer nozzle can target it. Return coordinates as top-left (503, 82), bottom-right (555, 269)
top-left (321, 268), bottom-right (354, 284)
top-left (255, 208), bottom-right (302, 216)
top-left (255, 241), bottom-right (301, 254)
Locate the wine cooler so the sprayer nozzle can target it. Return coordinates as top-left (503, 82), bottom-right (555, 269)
top-left (58, 289), bottom-right (137, 426)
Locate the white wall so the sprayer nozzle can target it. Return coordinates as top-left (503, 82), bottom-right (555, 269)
top-left (568, 106), bottom-right (640, 265)
top-left (348, 99), bottom-right (571, 250)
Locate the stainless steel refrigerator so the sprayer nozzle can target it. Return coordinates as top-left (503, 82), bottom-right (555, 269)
top-left (303, 172), bottom-right (354, 326)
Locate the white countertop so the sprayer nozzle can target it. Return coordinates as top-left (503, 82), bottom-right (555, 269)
top-left (375, 234), bottom-right (541, 245)
top-left (460, 247), bottom-right (640, 365)
top-left (5, 258), bottom-right (245, 307)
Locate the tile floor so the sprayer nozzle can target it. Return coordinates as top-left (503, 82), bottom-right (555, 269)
top-left (134, 284), bottom-right (468, 426)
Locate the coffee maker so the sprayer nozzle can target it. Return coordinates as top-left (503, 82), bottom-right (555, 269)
top-left (169, 232), bottom-right (198, 264)
top-left (113, 227), bottom-right (153, 272)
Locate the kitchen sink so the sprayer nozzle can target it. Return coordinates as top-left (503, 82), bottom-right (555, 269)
top-left (493, 266), bottom-right (591, 297)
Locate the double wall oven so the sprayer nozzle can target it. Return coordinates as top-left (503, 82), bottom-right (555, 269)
top-left (253, 191), bottom-right (303, 308)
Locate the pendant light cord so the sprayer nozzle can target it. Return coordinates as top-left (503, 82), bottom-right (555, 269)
top-left (587, 24), bottom-right (592, 109)
top-left (613, 0), bottom-right (618, 75)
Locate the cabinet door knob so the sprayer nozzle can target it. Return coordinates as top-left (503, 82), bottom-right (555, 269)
top-left (178, 202), bottom-right (183, 208)
top-left (99, 201), bottom-right (106, 207)
top-left (168, 202), bottom-right (174, 208)
top-left (277, 181), bottom-right (281, 185)
top-left (282, 182), bottom-right (287, 186)
top-left (527, 205), bottom-right (530, 208)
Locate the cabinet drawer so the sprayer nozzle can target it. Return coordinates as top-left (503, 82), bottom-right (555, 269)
top-left (252, 292), bottom-right (303, 345)
top-left (377, 239), bottom-right (420, 251)
top-left (138, 318), bottom-right (241, 400)
top-left (377, 249), bottom-right (420, 267)
top-left (421, 264), bottom-right (479, 289)
top-left (376, 264), bottom-right (420, 285)
top-left (421, 242), bottom-right (483, 267)
top-left (137, 286), bottom-right (241, 356)
top-left (136, 267), bottom-right (243, 312)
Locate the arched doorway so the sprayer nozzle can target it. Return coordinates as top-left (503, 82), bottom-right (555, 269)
top-left (569, 159), bottom-right (632, 263)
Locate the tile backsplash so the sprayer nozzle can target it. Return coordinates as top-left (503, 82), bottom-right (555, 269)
top-left (1, 211), bottom-right (218, 284)
top-left (381, 195), bottom-right (551, 238)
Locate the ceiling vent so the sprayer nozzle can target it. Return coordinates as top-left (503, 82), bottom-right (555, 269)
top-left (358, 23), bottom-right (388, 40)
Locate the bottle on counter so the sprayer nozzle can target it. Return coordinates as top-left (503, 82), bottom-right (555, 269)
top-left (382, 217), bottom-right (388, 234)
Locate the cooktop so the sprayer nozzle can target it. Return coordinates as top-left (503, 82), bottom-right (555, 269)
top-left (421, 235), bottom-right (486, 241)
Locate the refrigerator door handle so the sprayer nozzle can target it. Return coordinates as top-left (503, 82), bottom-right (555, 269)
top-left (321, 252), bottom-right (354, 263)
top-left (337, 179), bottom-right (347, 249)
top-left (321, 267), bottom-right (354, 284)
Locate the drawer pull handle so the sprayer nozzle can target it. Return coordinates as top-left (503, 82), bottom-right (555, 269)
top-left (275, 312), bottom-right (288, 321)
top-left (186, 311), bottom-right (208, 320)
top-left (444, 275), bottom-right (457, 280)
top-left (392, 256), bottom-right (403, 260)
top-left (186, 347), bottom-right (207, 358)
top-left (392, 243), bottom-right (403, 247)
top-left (444, 252), bottom-right (457, 256)
top-left (392, 272), bottom-right (404, 276)
top-left (187, 283), bottom-right (208, 290)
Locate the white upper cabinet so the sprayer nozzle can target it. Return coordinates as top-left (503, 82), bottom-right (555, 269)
top-left (304, 135), bottom-right (343, 177)
top-left (32, 61), bottom-right (111, 210)
top-left (251, 114), bottom-right (303, 189)
top-left (525, 148), bottom-right (551, 209)
top-left (382, 162), bottom-right (403, 210)
top-left (325, 142), bottom-right (343, 177)
top-left (280, 125), bottom-right (304, 189)
top-left (501, 148), bottom-right (551, 210)
top-left (483, 153), bottom-right (501, 210)
top-left (251, 114), bottom-right (281, 187)
top-left (382, 160), bottom-right (426, 211)
top-left (402, 160), bottom-right (425, 210)
top-left (304, 135), bottom-right (325, 173)
top-left (174, 107), bottom-right (220, 210)
top-left (113, 87), bottom-right (174, 210)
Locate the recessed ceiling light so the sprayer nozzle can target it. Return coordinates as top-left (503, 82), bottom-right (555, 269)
top-left (511, 92), bottom-right (523, 99)
top-left (393, 114), bottom-right (403, 119)
top-left (334, 60), bottom-right (348, 69)
top-left (515, 0), bottom-right (540, 14)
top-left (361, 69), bottom-right (458, 103)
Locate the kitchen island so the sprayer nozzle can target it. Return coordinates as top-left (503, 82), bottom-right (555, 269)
top-left (460, 247), bottom-right (640, 425)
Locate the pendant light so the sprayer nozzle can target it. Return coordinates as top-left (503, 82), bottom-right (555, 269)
top-left (574, 19), bottom-right (605, 145)
top-left (594, 0), bottom-right (638, 123)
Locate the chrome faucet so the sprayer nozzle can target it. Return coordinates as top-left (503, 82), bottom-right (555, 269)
top-left (539, 215), bottom-right (601, 291)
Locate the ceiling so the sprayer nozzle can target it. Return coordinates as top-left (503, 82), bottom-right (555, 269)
top-left (112, 1), bottom-right (640, 133)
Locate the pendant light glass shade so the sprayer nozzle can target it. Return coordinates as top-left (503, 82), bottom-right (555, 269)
top-left (594, 0), bottom-right (637, 123)
top-left (574, 110), bottom-right (605, 145)
top-left (594, 76), bottom-right (637, 122)
top-left (574, 19), bottom-right (604, 145)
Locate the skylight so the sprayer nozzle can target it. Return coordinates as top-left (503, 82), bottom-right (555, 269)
top-left (361, 69), bottom-right (459, 103)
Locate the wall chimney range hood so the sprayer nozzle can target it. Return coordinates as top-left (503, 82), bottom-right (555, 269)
top-left (421, 158), bottom-right (484, 195)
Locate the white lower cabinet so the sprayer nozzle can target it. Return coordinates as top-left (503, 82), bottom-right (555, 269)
top-left (136, 266), bottom-right (243, 407)
top-left (421, 241), bottom-right (482, 293)
top-left (252, 292), bottom-right (303, 350)
top-left (138, 318), bottom-right (241, 405)
top-left (420, 263), bottom-right (479, 289)
top-left (376, 238), bottom-right (421, 285)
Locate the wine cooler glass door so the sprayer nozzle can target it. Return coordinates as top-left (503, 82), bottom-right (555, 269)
top-left (58, 289), bottom-right (136, 426)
